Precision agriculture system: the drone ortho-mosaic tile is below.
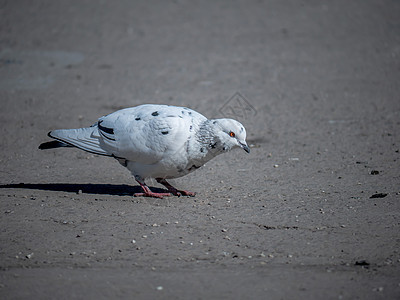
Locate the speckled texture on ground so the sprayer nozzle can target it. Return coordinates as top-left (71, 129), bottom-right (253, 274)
top-left (1, 1), bottom-right (399, 299)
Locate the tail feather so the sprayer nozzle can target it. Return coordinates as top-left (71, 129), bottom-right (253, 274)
top-left (41, 127), bottom-right (112, 157)
top-left (39, 140), bottom-right (71, 150)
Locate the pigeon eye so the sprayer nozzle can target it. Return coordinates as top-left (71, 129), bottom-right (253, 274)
top-left (229, 131), bottom-right (235, 137)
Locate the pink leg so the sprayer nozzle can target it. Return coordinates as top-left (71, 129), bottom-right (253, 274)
top-left (134, 176), bottom-right (172, 198)
top-left (156, 178), bottom-right (195, 197)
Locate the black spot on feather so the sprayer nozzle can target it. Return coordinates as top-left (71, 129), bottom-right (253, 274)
top-left (99, 130), bottom-right (115, 141)
top-left (98, 121), bottom-right (114, 134)
top-left (152, 111), bottom-right (159, 116)
top-left (161, 131), bottom-right (169, 135)
top-left (135, 117), bottom-right (141, 121)
top-left (188, 164), bottom-right (200, 171)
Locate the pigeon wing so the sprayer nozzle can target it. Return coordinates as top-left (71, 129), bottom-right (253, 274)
top-left (97, 105), bottom-right (205, 164)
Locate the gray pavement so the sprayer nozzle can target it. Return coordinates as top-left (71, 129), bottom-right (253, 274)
top-left (1, 1), bottom-right (399, 299)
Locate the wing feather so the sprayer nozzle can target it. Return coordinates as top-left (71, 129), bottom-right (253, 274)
top-left (47, 104), bottom-right (207, 164)
top-left (49, 127), bottom-right (112, 157)
top-left (97, 105), bottom-right (206, 164)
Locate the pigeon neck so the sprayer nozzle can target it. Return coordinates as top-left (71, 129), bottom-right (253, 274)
top-left (196, 119), bottom-right (223, 154)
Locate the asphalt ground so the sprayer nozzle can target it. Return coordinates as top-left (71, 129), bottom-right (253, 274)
top-left (1, 1), bottom-right (399, 299)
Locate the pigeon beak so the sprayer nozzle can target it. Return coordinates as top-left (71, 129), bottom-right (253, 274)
top-left (240, 142), bottom-right (250, 153)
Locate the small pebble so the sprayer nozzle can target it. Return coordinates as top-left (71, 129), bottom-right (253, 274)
top-left (156, 286), bottom-right (163, 291)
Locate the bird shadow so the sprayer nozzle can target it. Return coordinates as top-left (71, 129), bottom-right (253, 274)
top-left (0, 183), bottom-right (168, 196)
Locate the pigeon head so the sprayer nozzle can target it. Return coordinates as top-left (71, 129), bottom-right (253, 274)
top-left (212, 119), bottom-right (250, 153)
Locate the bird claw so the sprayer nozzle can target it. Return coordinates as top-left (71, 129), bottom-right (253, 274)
top-left (177, 190), bottom-right (196, 197)
top-left (134, 192), bottom-right (172, 199)
top-left (135, 177), bottom-right (195, 198)
top-left (155, 178), bottom-right (195, 197)
top-left (165, 188), bottom-right (195, 197)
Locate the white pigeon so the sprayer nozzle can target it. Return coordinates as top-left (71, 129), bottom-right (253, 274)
top-left (39, 104), bottom-right (250, 198)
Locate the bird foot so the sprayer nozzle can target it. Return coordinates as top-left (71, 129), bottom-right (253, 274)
top-left (134, 178), bottom-right (172, 198)
top-left (134, 191), bottom-right (172, 199)
top-left (134, 177), bottom-right (195, 198)
top-left (171, 189), bottom-right (196, 197)
top-left (155, 178), bottom-right (195, 197)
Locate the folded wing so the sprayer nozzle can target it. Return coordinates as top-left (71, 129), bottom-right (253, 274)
top-left (49, 126), bottom-right (113, 157)
top-left (45, 105), bottom-right (203, 164)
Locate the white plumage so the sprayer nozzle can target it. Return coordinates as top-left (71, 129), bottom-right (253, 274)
top-left (40, 104), bottom-right (250, 198)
